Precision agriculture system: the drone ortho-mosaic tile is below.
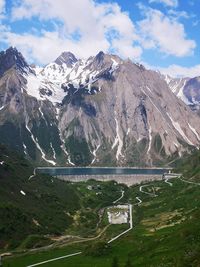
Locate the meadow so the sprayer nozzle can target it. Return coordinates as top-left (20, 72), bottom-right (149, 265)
top-left (3, 177), bottom-right (200, 267)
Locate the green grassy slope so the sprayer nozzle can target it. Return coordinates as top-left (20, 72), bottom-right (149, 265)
top-left (2, 147), bottom-right (200, 266)
top-left (174, 148), bottom-right (200, 182)
top-left (0, 144), bottom-right (125, 251)
top-left (0, 144), bottom-right (80, 249)
top-left (3, 178), bottom-right (200, 267)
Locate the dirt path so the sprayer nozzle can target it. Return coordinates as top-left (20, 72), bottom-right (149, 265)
top-left (107, 204), bottom-right (133, 244)
top-left (26, 174), bottom-right (198, 267)
top-left (27, 252), bottom-right (82, 267)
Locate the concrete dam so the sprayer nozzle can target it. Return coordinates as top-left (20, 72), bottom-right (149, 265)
top-left (36, 167), bottom-right (172, 186)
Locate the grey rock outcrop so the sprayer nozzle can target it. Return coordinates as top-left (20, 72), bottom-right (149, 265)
top-left (163, 74), bottom-right (200, 111)
top-left (0, 47), bottom-right (200, 166)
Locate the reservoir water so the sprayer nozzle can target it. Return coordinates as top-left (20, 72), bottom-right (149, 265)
top-left (36, 167), bottom-right (170, 176)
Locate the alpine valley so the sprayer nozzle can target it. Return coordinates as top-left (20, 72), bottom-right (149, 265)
top-left (1, 47), bottom-right (200, 167)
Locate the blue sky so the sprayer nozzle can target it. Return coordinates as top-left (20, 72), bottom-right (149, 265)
top-left (0, 0), bottom-right (200, 77)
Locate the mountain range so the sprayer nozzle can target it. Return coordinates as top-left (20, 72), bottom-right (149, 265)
top-left (0, 47), bottom-right (200, 167)
top-left (163, 74), bottom-right (200, 111)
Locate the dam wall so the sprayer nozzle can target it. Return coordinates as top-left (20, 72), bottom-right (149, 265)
top-left (55, 174), bottom-right (163, 186)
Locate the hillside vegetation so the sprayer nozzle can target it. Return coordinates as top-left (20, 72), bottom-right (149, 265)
top-left (0, 144), bottom-right (79, 249)
top-left (1, 146), bottom-right (200, 267)
top-left (174, 148), bottom-right (200, 181)
top-left (0, 144), bottom-right (124, 250)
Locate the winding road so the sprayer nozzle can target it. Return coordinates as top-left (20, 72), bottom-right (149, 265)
top-left (179, 176), bottom-right (200, 186)
top-left (26, 173), bottom-right (200, 267)
top-left (113, 190), bottom-right (125, 203)
top-left (164, 177), bottom-right (173, 186)
top-left (107, 204), bottom-right (133, 244)
top-left (135, 196), bottom-right (142, 205)
top-left (27, 252), bottom-right (82, 267)
top-left (28, 168), bottom-right (36, 180)
top-left (139, 184), bottom-right (158, 197)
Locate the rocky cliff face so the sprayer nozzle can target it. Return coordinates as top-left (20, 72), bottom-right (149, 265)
top-left (164, 74), bottom-right (200, 111)
top-left (0, 47), bottom-right (200, 166)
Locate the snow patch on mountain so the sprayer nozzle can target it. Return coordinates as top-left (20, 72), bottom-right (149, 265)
top-left (147, 125), bottom-right (152, 154)
top-left (50, 142), bottom-right (57, 160)
top-left (176, 80), bottom-right (191, 105)
top-left (110, 58), bottom-right (119, 74)
top-left (23, 143), bottom-right (28, 156)
top-left (20, 190), bottom-right (26, 196)
top-left (25, 60), bottom-right (75, 105)
top-left (40, 62), bottom-right (72, 84)
top-left (25, 123), bottom-right (56, 165)
top-left (64, 58), bottom-right (101, 92)
top-left (26, 72), bottom-right (68, 105)
top-left (112, 111), bottom-right (123, 160)
top-left (164, 75), bottom-right (172, 85)
top-left (24, 52), bottom-right (121, 107)
top-left (26, 74), bottom-right (43, 100)
top-left (55, 108), bottom-right (60, 120)
top-left (167, 113), bottom-right (194, 146)
top-left (146, 86), bottom-right (151, 93)
top-left (163, 75), bottom-right (192, 106)
top-left (126, 128), bottom-right (130, 136)
top-left (39, 106), bottom-right (45, 119)
top-left (188, 123), bottom-right (200, 141)
top-left (58, 131), bottom-right (75, 166)
top-left (173, 142), bottom-right (179, 148)
top-left (91, 144), bottom-right (100, 164)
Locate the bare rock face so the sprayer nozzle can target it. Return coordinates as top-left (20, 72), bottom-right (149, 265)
top-left (164, 74), bottom-right (200, 111)
top-left (0, 47), bottom-right (30, 77)
top-left (54, 51), bottom-right (78, 67)
top-left (183, 77), bottom-right (200, 109)
top-left (59, 58), bottom-right (200, 166)
top-left (0, 47), bottom-right (200, 167)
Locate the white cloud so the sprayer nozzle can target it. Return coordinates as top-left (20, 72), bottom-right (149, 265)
top-left (149, 0), bottom-right (178, 7)
top-left (158, 64), bottom-right (200, 78)
top-left (138, 7), bottom-right (196, 57)
top-left (0, 0), bottom-right (197, 76)
top-left (1, 30), bottom-right (109, 64)
top-left (0, 0), bottom-right (5, 17)
top-left (0, 0), bottom-right (4, 11)
top-left (142, 60), bottom-right (200, 78)
top-left (167, 9), bottom-right (191, 19)
top-left (2, 0), bottom-right (142, 64)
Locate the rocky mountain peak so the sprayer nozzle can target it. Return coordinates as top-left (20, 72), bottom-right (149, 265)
top-left (94, 51), bottom-right (105, 64)
top-left (1, 47), bottom-right (200, 167)
top-left (0, 47), bottom-right (29, 77)
top-left (90, 51), bottom-right (119, 72)
top-left (54, 51), bottom-right (78, 67)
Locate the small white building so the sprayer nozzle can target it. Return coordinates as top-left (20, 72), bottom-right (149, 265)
top-left (107, 205), bottom-right (129, 224)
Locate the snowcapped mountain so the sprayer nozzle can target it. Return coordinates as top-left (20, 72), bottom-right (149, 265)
top-left (183, 77), bottom-right (200, 109)
top-left (163, 74), bottom-right (200, 110)
top-left (0, 46), bottom-right (31, 77)
top-left (26, 51), bottom-right (121, 105)
top-left (0, 47), bottom-right (200, 167)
